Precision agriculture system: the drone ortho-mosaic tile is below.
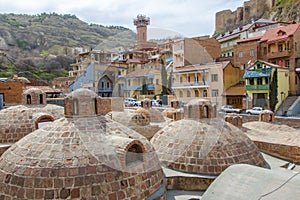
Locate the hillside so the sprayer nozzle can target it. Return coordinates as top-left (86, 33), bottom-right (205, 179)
top-left (0, 13), bottom-right (136, 79)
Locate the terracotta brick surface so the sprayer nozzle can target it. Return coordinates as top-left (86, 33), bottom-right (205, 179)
top-left (0, 88), bottom-right (166, 199)
top-left (151, 119), bottom-right (267, 175)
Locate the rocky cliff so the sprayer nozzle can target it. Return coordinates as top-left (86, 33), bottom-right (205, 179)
top-left (215, 0), bottom-right (300, 35)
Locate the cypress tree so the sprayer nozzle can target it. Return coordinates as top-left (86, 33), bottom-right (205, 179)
top-left (161, 59), bottom-right (168, 95)
top-left (269, 68), bottom-right (278, 111)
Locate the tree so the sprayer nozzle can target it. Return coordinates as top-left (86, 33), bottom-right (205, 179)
top-left (269, 68), bottom-right (278, 111)
top-left (161, 59), bottom-right (168, 95)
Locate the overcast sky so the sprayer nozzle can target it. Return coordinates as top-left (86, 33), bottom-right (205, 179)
top-left (0, 0), bottom-right (244, 38)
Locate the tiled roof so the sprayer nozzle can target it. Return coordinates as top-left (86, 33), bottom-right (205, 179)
top-left (260, 23), bottom-right (300, 44)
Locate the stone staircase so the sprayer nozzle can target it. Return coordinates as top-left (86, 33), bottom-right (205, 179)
top-left (276, 96), bottom-right (299, 116)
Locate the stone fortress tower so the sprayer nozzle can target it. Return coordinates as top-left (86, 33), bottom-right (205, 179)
top-left (215, 0), bottom-right (276, 33)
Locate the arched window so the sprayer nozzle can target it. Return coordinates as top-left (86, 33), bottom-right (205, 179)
top-left (179, 91), bottom-right (183, 97)
top-left (126, 144), bottom-right (144, 167)
top-left (39, 94), bottom-right (43, 104)
top-left (187, 90), bottom-right (191, 97)
top-left (35, 115), bottom-right (54, 129)
top-left (73, 98), bottom-right (79, 115)
top-left (188, 105), bottom-right (193, 118)
top-left (26, 94), bottom-right (32, 104)
top-left (90, 98), bottom-right (96, 115)
top-left (203, 105), bottom-right (209, 118)
top-left (195, 90), bottom-right (199, 97)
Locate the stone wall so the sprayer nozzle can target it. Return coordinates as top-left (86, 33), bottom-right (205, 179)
top-left (0, 81), bottom-right (23, 106)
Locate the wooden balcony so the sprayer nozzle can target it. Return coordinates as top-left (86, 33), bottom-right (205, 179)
top-left (246, 84), bottom-right (269, 91)
top-left (267, 50), bottom-right (292, 59)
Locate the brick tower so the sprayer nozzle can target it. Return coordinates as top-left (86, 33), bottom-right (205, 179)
top-left (133, 14), bottom-right (150, 46)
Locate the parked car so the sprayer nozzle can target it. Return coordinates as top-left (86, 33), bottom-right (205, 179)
top-left (124, 98), bottom-right (141, 107)
top-left (220, 105), bottom-right (242, 113)
top-left (246, 107), bottom-right (263, 115)
top-left (151, 99), bottom-right (162, 107)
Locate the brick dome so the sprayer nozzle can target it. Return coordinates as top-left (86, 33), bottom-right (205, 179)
top-left (0, 104), bottom-right (64, 144)
top-left (151, 119), bottom-right (267, 175)
top-left (0, 88), bottom-right (165, 199)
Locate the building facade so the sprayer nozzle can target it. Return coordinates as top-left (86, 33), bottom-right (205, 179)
top-left (244, 60), bottom-right (289, 110)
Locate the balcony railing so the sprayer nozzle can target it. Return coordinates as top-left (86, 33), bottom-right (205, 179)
top-left (172, 81), bottom-right (209, 89)
top-left (246, 84), bottom-right (269, 91)
top-left (98, 88), bottom-right (113, 93)
top-left (121, 84), bottom-right (155, 91)
top-left (267, 50), bottom-right (291, 59)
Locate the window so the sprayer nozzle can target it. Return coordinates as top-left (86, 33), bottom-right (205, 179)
top-left (126, 143), bottom-right (144, 167)
top-left (195, 90), bottom-right (199, 97)
top-left (26, 94), bottom-right (31, 104)
top-left (73, 98), bottom-right (79, 115)
top-left (187, 75), bottom-right (190, 82)
top-left (239, 52), bottom-right (244, 58)
top-left (179, 91), bottom-right (183, 97)
top-left (156, 79), bottom-right (159, 85)
top-left (264, 47), bottom-right (267, 55)
top-left (187, 90), bottom-right (191, 97)
top-left (203, 90), bottom-right (207, 97)
top-left (39, 94), bottom-right (43, 104)
top-left (211, 74), bottom-right (218, 82)
top-left (287, 42), bottom-right (291, 50)
top-left (257, 78), bottom-right (262, 85)
top-left (212, 89), bottom-right (219, 97)
top-left (107, 82), bottom-right (110, 89)
top-left (278, 44), bottom-right (283, 52)
top-left (249, 78), bottom-right (254, 85)
top-left (194, 75), bottom-right (199, 83)
top-left (265, 77), bottom-right (269, 84)
top-left (250, 50), bottom-right (255, 56)
top-left (285, 60), bottom-right (290, 68)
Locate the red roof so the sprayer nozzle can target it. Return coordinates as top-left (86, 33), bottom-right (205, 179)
top-left (260, 23), bottom-right (300, 44)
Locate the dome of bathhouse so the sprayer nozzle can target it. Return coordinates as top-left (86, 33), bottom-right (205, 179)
top-left (0, 88), bottom-right (165, 199)
top-left (136, 99), bottom-right (166, 123)
top-left (107, 109), bottom-right (170, 140)
top-left (0, 88), bottom-right (64, 145)
top-left (151, 118), bottom-right (267, 175)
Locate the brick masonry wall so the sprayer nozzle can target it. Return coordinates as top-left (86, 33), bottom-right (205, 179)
top-left (0, 81), bottom-right (23, 105)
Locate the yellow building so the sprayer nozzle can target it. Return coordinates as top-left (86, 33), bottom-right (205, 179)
top-left (244, 60), bottom-right (289, 111)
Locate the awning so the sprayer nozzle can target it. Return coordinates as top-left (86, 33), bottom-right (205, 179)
top-left (243, 68), bottom-right (271, 78)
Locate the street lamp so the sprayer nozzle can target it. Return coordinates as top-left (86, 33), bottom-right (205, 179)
top-left (280, 91), bottom-right (285, 116)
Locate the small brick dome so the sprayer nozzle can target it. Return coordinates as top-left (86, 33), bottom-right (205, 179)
top-left (151, 119), bottom-right (267, 175)
top-left (0, 89), bottom-right (165, 199)
top-left (0, 104), bottom-right (64, 144)
top-left (23, 87), bottom-right (46, 105)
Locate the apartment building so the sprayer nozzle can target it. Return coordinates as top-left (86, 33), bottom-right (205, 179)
top-left (258, 23), bottom-right (300, 95)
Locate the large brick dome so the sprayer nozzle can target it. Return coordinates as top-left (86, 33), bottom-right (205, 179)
top-left (0, 89), bottom-right (165, 199)
top-left (151, 119), bottom-right (267, 175)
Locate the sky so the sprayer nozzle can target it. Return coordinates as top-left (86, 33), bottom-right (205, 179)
top-left (0, 0), bottom-right (245, 38)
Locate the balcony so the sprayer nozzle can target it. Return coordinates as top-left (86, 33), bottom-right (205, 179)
top-left (121, 84), bottom-right (155, 91)
top-left (172, 81), bottom-right (209, 89)
top-left (267, 50), bottom-right (292, 59)
top-left (246, 84), bottom-right (269, 91)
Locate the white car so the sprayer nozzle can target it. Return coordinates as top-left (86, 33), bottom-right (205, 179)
top-left (124, 98), bottom-right (141, 107)
top-left (246, 107), bottom-right (263, 115)
top-left (151, 99), bottom-right (161, 107)
top-left (221, 105), bottom-right (242, 113)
